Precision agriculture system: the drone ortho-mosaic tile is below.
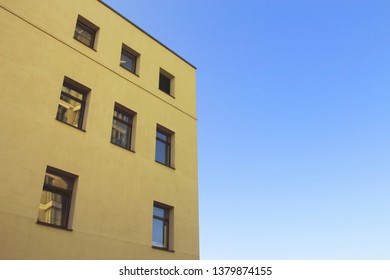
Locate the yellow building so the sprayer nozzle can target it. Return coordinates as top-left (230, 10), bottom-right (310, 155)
top-left (0, 0), bottom-right (198, 259)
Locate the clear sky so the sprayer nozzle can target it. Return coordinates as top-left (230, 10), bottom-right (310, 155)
top-left (103, 0), bottom-right (390, 259)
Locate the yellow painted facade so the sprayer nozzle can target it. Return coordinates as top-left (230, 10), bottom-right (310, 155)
top-left (0, 0), bottom-right (198, 259)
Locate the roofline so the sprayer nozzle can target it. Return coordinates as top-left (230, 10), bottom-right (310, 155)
top-left (98, 0), bottom-right (196, 70)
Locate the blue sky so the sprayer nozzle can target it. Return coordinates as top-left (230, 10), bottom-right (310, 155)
top-left (103, 0), bottom-right (390, 259)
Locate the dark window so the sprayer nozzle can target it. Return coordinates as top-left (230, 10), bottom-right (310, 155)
top-left (155, 128), bottom-right (172, 166)
top-left (152, 203), bottom-right (172, 249)
top-left (159, 72), bottom-right (171, 94)
top-left (37, 167), bottom-right (77, 229)
top-left (111, 104), bottom-right (135, 150)
top-left (56, 79), bottom-right (88, 129)
top-left (120, 48), bottom-right (137, 74)
top-left (74, 21), bottom-right (96, 48)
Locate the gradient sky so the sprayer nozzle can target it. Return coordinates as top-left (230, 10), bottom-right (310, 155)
top-left (103, 0), bottom-right (390, 259)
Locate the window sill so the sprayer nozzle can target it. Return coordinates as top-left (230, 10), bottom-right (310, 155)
top-left (158, 89), bottom-right (175, 99)
top-left (120, 65), bottom-right (139, 77)
top-left (55, 119), bottom-right (86, 132)
top-left (155, 160), bottom-right (175, 170)
top-left (36, 221), bottom-right (73, 231)
top-left (73, 37), bottom-right (97, 51)
top-left (152, 246), bottom-right (175, 253)
top-left (111, 142), bottom-right (135, 153)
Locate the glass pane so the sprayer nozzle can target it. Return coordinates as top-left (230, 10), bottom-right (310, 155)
top-left (152, 219), bottom-right (164, 247)
top-left (114, 109), bottom-right (131, 124)
top-left (159, 73), bottom-right (171, 94)
top-left (57, 93), bottom-right (82, 127)
top-left (155, 140), bottom-right (167, 164)
top-left (152, 219), bottom-right (168, 248)
top-left (38, 190), bottom-right (66, 227)
top-left (62, 85), bottom-right (84, 100)
top-left (44, 172), bottom-right (72, 190)
top-left (111, 119), bottom-right (130, 148)
top-left (120, 51), bottom-right (135, 73)
top-left (74, 23), bottom-right (94, 47)
top-left (156, 130), bottom-right (168, 141)
top-left (153, 206), bottom-right (165, 218)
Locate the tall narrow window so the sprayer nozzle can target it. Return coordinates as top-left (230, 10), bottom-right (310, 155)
top-left (73, 16), bottom-right (99, 49)
top-left (152, 203), bottom-right (172, 250)
top-left (111, 103), bottom-right (135, 150)
top-left (37, 167), bottom-right (77, 229)
top-left (56, 78), bottom-right (89, 130)
top-left (155, 126), bottom-right (173, 167)
top-left (159, 69), bottom-right (174, 96)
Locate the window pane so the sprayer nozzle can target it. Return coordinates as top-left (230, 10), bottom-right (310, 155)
top-left (152, 219), bottom-right (164, 247)
top-left (156, 130), bottom-right (168, 142)
top-left (111, 119), bottom-right (130, 148)
top-left (38, 190), bottom-right (66, 227)
top-left (153, 206), bottom-right (165, 218)
top-left (74, 23), bottom-right (94, 47)
top-left (159, 73), bottom-right (171, 94)
top-left (152, 219), bottom-right (168, 248)
top-left (57, 94), bottom-right (82, 127)
top-left (114, 110), bottom-right (131, 124)
top-left (37, 168), bottom-right (76, 229)
top-left (45, 173), bottom-right (72, 190)
top-left (155, 140), bottom-right (167, 164)
top-left (120, 51), bottom-right (135, 73)
top-left (62, 85), bottom-right (84, 100)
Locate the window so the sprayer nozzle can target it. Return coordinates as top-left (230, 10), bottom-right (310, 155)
top-left (152, 202), bottom-right (173, 250)
top-left (37, 167), bottom-right (77, 229)
top-left (73, 16), bottom-right (98, 49)
top-left (159, 69), bottom-right (174, 96)
top-left (120, 45), bottom-right (139, 74)
top-left (155, 126), bottom-right (173, 167)
top-left (56, 77), bottom-right (89, 130)
top-left (111, 103), bottom-right (135, 150)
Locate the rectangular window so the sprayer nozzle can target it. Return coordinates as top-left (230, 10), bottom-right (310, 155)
top-left (56, 77), bottom-right (89, 130)
top-left (155, 126), bottom-right (173, 167)
top-left (111, 103), bottom-right (135, 150)
top-left (120, 49), bottom-right (136, 73)
top-left (120, 45), bottom-right (139, 74)
top-left (37, 167), bottom-right (77, 229)
top-left (159, 69), bottom-right (174, 96)
top-left (152, 202), bottom-right (173, 250)
top-left (73, 16), bottom-right (99, 49)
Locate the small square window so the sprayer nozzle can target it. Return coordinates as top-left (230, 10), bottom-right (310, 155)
top-left (111, 103), bottom-right (136, 150)
top-left (37, 167), bottom-right (77, 229)
top-left (120, 45), bottom-right (139, 74)
top-left (73, 16), bottom-right (98, 49)
top-left (152, 202), bottom-right (173, 250)
top-left (159, 69), bottom-right (174, 96)
top-left (155, 126), bottom-right (174, 167)
top-left (56, 77), bottom-right (89, 130)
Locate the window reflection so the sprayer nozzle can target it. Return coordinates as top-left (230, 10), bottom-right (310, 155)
top-left (120, 50), bottom-right (136, 73)
top-left (110, 105), bottom-right (134, 150)
top-left (37, 168), bottom-right (75, 229)
top-left (74, 21), bottom-right (95, 48)
top-left (152, 204), bottom-right (171, 249)
top-left (155, 129), bottom-right (171, 166)
top-left (38, 190), bottom-right (65, 227)
top-left (56, 84), bottom-right (86, 129)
